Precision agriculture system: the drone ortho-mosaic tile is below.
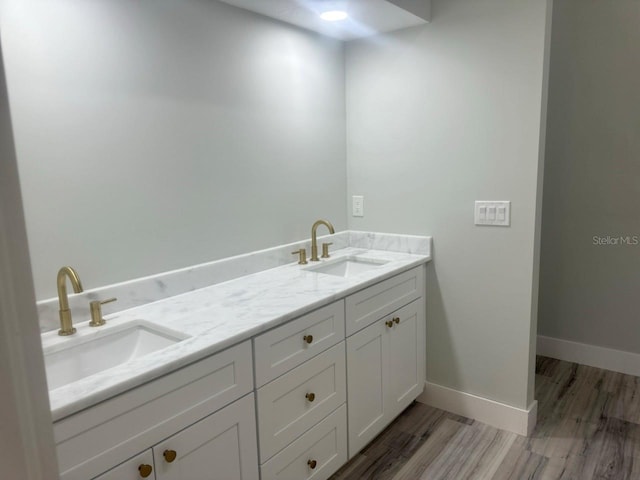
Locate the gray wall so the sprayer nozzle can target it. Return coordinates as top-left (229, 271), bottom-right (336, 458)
top-left (346, 0), bottom-right (550, 408)
top-left (539, 0), bottom-right (640, 352)
top-left (1, 0), bottom-right (347, 300)
top-left (1, 0), bottom-right (554, 412)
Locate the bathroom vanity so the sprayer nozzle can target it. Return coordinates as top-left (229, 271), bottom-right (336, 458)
top-left (42, 233), bottom-right (430, 480)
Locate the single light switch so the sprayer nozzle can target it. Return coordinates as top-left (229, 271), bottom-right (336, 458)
top-left (475, 201), bottom-right (511, 226)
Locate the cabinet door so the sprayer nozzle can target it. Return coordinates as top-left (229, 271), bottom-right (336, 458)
top-left (387, 299), bottom-right (425, 419)
top-left (93, 450), bottom-right (155, 480)
top-left (346, 319), bottom-right (389, 458)
top-left (153, 394), bottom-right (259, 480)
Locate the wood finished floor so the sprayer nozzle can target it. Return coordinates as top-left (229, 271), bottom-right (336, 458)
top-left (330, 356), bottom-right (640, 480)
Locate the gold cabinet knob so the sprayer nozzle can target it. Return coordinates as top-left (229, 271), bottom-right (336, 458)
top-left (303, 334), bottom-right (313, 344)
top-left (163, 449), bottom-right (177, 463)
top-left (385, 320), bottom-right (394, 328)
top-left (138, 464), bottom-right (153, 478)
top-left (306, 392), bottom-right (316, 402)
top-left (308, 459), bottom-right (317, 469)
top-left (393, 317), bottom-right (400, 324)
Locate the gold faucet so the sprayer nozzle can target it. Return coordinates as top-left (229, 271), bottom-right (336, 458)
top-left (310, 219), bottom-right (335, 261)
top-left (57, 266), bottom-right (84, 336)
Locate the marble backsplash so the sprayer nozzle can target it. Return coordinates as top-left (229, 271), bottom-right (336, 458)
top-left (38, 231), bottom-right (431, 332)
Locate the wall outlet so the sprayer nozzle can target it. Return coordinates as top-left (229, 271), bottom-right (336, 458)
top-left (352, 195), bottom-right (364, 217)
top-left (475, 201), bottom-right (510, 226)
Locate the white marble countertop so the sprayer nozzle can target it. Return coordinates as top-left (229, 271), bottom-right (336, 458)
top-left (44, 246), bottom-right (430, 421)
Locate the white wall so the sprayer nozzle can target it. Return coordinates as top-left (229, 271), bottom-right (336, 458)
top-left (539, 0), bottom-right (640, 353)
top-left (0, 0), bottom-right (347, 300)
top-left (0, 41), bottom-right (59, 479)
top-left (346, 0), bottom-right (550, 409)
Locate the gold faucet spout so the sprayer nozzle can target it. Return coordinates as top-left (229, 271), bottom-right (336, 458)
top-left (310, 219), bottom-right (335, 261)
top-left (57, 266), bottom-right (83, 336)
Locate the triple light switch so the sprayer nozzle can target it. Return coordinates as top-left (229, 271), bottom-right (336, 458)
top-left (474, 201), bottom-right (511, 226)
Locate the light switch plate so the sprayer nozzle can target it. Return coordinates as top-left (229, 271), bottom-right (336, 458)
top-left (352, 195), bottom-right (364, 217)
top-left (475, 201), bottom-right (510, 226)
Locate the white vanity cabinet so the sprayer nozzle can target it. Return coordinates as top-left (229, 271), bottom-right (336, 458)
top-left (94, 394), bottom-right (258, 480)
top-left (56, 262), bottom-right (427, 480)
top-left (55, 341), bottom-right (256, 480)
top-left (346, 266), bottom-right (426, 457)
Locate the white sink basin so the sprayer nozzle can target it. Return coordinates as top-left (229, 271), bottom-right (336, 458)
top-left (304, 256), bottom-right (389, 277)
top-left (44, 321), bottom-right (188, 390)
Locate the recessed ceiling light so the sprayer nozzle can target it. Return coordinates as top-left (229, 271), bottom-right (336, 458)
top-left (320, 10), bottom-right (348, 21)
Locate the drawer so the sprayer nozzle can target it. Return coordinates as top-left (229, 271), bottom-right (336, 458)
top-left (260, 405), bottom-right (347, 480)
top-left (55, 341), bottom-right (253, 480)
top-left (257, 342), bottom-right (346, 462)
top-left (346, 266), bottom-right (424, 336)
top-left (254, 301), bottom-right (345, 387)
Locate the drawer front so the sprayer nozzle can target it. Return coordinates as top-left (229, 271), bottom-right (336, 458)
top-left (93, 450), bottom-right (155, 480)
top-left (345, 266), bottom-right (424, 336)
top-left (260, 405), bottom-right (347, 480)
top-left (254, 301), bottom-right (345, 387)
top-left (55, 341), bottom-right (254, 480)
top-left (257, 342), bottom-right (346, 462)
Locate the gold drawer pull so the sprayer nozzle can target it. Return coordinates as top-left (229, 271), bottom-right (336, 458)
top-left (393, 317), bottom-right (400, 324)
top-left (303, 334), bottom-right (313, 344)
top-left (138, 464), bottom-right (153, 478)
top-left (163, 449), bottom-right (177, 463)
top-left (308, 459), bottom-right (317, 469)
top-left (385, 320), bottom-right (394, 328)
top-left (306, 392), bottom-right (316, 402)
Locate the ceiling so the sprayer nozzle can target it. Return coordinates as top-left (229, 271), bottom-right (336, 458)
top-left (217, 0), bottom-right (431, 41)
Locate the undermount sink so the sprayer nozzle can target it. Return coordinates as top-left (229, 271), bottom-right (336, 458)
top-left (44, 321), bottom-right (188, 390)
top-left (304, 256), bottom-right (389, 277)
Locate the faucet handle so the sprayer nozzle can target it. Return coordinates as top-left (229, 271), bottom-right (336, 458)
top-left (292, 248), bottom-right (308, 265)
top-left (89, 297), bottom-right (117, 327)
top-left (321, 242), bottom-right (333, 259)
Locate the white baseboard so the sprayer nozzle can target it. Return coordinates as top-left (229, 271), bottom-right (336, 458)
top-left (416, 382), bottom-right (537, 436)
top-left (537, 335), bottom-right (640, 378)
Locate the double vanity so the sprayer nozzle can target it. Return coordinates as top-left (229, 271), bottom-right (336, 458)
top-left (40, 229), bottom-right (431, 480)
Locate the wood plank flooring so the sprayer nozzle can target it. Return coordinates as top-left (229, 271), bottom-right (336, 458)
top-left (330, 356), bottom-right (640, 479)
